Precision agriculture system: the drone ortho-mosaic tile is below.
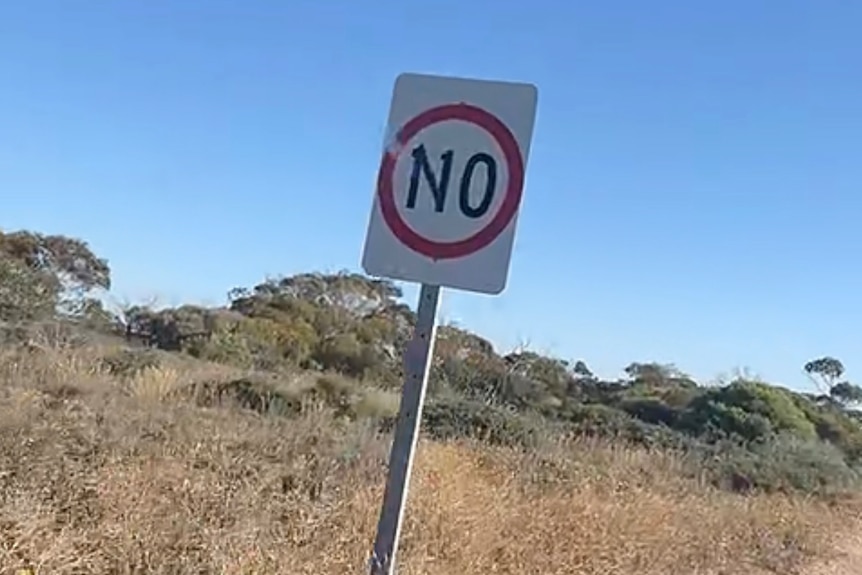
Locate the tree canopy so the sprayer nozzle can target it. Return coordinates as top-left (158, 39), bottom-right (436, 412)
top-left (0, 229), bottom-right (110, 322)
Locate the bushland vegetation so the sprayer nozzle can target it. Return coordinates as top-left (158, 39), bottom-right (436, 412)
top-left (1, 227), bottom-right (860, 574)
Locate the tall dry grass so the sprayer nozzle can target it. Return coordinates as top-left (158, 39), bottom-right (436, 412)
top-left (0, 343), bottom-right (858, 574)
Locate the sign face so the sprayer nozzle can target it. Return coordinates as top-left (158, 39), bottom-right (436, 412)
top-left (361, 72), bottom-right (538, 294)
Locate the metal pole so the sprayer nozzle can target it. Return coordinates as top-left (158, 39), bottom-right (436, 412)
top-left (369, 283), bottom-right (441, 575)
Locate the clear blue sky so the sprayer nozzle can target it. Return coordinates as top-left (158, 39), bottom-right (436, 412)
top-left (2, 1), bottom-right (860, 390)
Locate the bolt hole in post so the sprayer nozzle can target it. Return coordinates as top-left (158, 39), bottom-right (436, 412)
top-left (361, 72), bottom-right (537, 575)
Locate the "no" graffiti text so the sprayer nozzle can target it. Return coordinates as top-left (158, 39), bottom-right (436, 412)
top-left (404, 144), bottom-right (498, 219)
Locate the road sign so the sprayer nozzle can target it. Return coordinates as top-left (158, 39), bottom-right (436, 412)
top-left (362, 72), bottom-right (538, 295)
top-left (364, 72), bottom-right (539, 575)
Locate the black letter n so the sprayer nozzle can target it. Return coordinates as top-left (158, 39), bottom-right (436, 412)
top-left (405, 144), bottom-right (454, 212)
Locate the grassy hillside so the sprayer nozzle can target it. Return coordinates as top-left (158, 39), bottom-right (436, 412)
top-left (1, 227), bottom-right (862, 573)
top-left (1, 344), bottom-right (859, 574)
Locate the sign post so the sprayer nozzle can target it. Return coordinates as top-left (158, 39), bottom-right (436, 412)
top-left (362, 72), bottom-right (538, 575)
top-left (368, 282), bottom-right (439, 575)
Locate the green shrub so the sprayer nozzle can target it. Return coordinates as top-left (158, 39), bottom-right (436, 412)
top-left (419, 397), bottom-right (553, 448)
top-left (702, 434), bottom-right (861, 495)
top-left (791, 395), bottom-right (862, 463)
top-left (311, 333), bottom-right (382, 379)
top-left (432, 355), bottom-right (509, 403)
top-left (187, 328), bottom-right (256, 368)
top-left (660, 384), bottom-right (704, 409)
top-left (562, 404), bottom-right (635, 435)
top-left (561, 403), bottom-right (697, 451)
top-left (679, 399), bottom-right (775, 442)
top-left (679, 381), bottom-right (816, 442)
top-left (620, 397), bottom-right (681, 427)
top-left (432, 353), bottom-right (563, 412)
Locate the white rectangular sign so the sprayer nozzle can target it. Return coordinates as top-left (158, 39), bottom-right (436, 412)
top-left (361, 72), bottom-right (538, 295)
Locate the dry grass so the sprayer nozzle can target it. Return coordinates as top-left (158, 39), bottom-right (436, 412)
top-left (0, 344), bottom-right (859, 574)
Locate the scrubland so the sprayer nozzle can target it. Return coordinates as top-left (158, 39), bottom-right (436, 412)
top-left (2, 229), bottom-right (862, 573)
top-left (0, 343), bottom-right (859, 575)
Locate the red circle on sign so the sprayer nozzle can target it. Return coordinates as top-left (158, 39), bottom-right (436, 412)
top-left (376, 102), bottom-right (524, 260)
